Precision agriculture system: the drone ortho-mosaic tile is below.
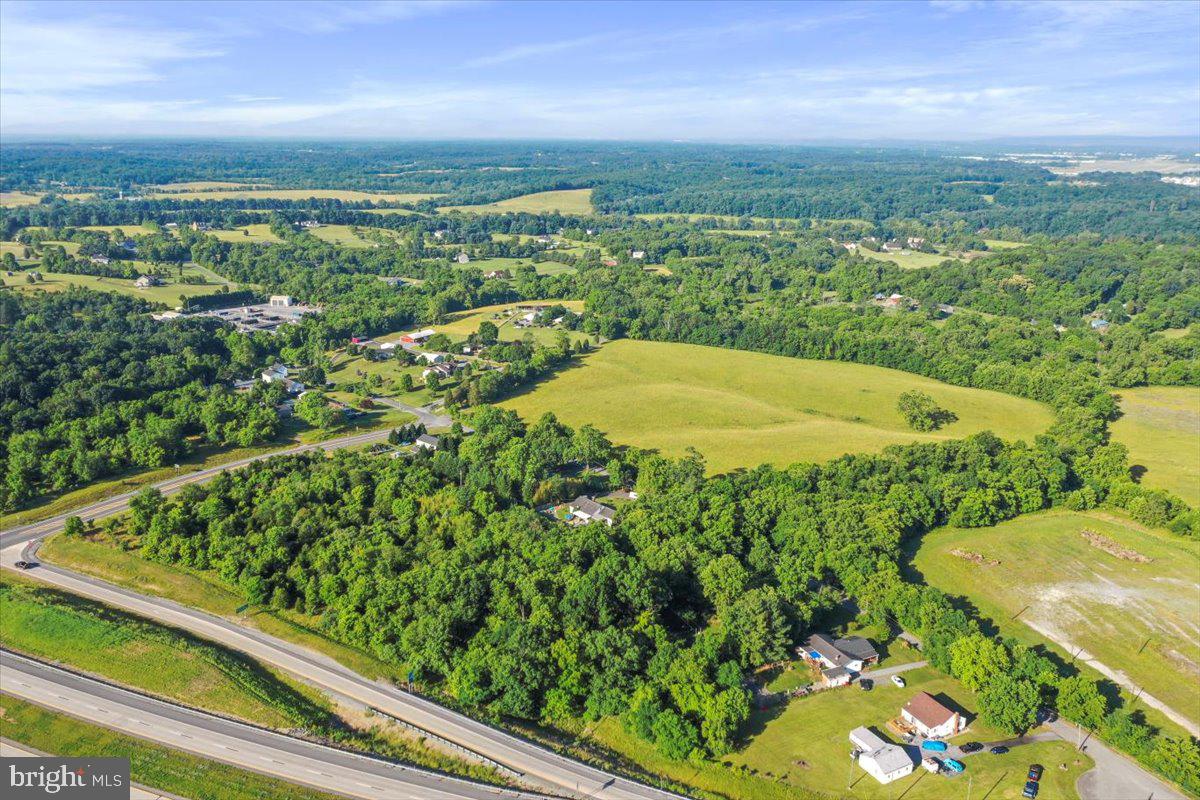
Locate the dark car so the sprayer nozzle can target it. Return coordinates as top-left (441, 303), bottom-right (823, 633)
top-left (13, 560), bottom-right (32, 569)
top-left (1022, 780), bottom-right (1040, 798)
top-left (960, 742), bottom-right (983, 753)
top-left (1028, 764), bottom-right (1044, 782)
top-left (859, 679), bottom-right (873, 691)
top-left (990, 745), bottom-right (1009, 755)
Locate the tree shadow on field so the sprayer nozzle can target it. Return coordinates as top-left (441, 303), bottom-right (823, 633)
top-left (492, 350), bottom-right (598, 404)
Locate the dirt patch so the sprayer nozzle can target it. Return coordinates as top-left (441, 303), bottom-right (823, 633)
top-left (950, 548), bottom-right (1000, 566)
top-left (1080, 530), bottom-right (1151, 562)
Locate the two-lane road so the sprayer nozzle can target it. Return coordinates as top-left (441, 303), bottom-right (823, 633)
top-left (1, 651), bottom-right (548, 800)
top-left (0, 427), bottom-right (684, 800)
top-left (0, 427), bottom-right (394, 550)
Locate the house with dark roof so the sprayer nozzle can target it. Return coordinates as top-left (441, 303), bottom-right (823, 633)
top-left (901, 691), bottom-right (966, 739)
top-left (567, 496), bottom-right (616, 527)
top-left (804, 634), bottom-right (879, 673)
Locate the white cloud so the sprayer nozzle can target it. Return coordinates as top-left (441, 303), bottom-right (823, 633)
top-left (0, 5), bottom-right (220, 93)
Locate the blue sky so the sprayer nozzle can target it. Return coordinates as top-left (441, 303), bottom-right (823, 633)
top-left (1, 0), bottom-right (1197, 141)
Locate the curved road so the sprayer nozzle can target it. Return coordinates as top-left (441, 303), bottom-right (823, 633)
top-left (1, 651), bottom-right (547, 800)
top-left (0, 427), bottom-right (683, 800)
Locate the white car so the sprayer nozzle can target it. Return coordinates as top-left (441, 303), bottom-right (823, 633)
top-left (891, 675), bottom-right (906, 688)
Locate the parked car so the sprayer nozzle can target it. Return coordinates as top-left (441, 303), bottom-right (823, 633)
top-left (859, 679), bottom-right (873, 691)
top-left (960, 742), bottom-right (983, 753)
top-left (921, 740), bottom-right (948, 752)
top-left (990, 745), bottom-right (1010, 755)
top-left (891, 675), bottom-right (906, 687)
top-left (1022, 780), bottom-right (1040, 798)
top-left (943, 758), bottom-right (965, 773)
top-left (1028, 764), bottom-right (1044, 782)
top-left (13, 560), bottom-right (32, 569)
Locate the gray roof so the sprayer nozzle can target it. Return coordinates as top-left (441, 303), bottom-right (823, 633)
top-left (863, 744), bottom-right (914, 775)
top-left (849, 727), bottom-right (887, 752)
top-left (416, 434), bottom-right (440, 447)
top-left (835, 635), bottom-right (879, 662)
top-left (805, 633), bottom-right (877, 666)
top-left (823, 666), bottom-right (852, 679)
top-left (570, 496), bottom-right (616, 521)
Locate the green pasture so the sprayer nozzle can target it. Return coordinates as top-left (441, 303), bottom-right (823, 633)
top-left (499, 339), bottom-right (1054, 473)
top-left (1109, 386), bottom-right (1200, 506)
top-left (438, 188), bottom-right (594, 215)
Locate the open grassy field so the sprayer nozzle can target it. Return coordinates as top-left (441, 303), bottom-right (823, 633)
top-left (1109, 386), bottom-right (1200, 506)
top-left (0, 191), bottom-right (44, 206)
top-left (1, 269), bottom-right (233, 306)
top-left (148, 188), bottom-right (441, 202)
top-left (438, 188), bottom-right (594, 215)
top-left (983, 239), bottom-right (1027, 250)
top-left (1, 696), bottom-right (339, 800)
top-left (860, 248), bottom-right (956, 269)
top-left (307, 223), bottom-right (403, 248)
top-left (0, 574), bottom-right (329, 729)
top-left (207, 223), bottom-right (283, 243)
top-left (499, 339), bottom-right (1054, 473)
top-left (454, 255), bottom-right (576, 277)
top-left (912, 509), bottom-right (1200, 735)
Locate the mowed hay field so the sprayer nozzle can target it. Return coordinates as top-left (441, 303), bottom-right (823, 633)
top-left (438, 188), bottom-right (593, 215)
top-left (499, 339), bottom-right (1054, 473)
top-left (1, 270), bottom-right (232, 305)
top-left (1110, 386), bottom-right (1200, 506)
top-left (913, 509), bottom-right (1200, 734)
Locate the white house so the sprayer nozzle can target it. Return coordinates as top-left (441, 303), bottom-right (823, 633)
top-left (261, 364), bottom-right (289, 383)
top-left (630, 250), bottom-right (646, 260)
top-left (849, 727), bottom-right (914, 785)
top-left (418, 352), bottom-right (448, 364)
top-left (568, 496), bottom-right (616, 526)
top-left (90, 255), bottom-right (111, 265)
top-left (414, 434), bottom-right (441, 451)
top-left (269, 295), bottom-right (294, 308)
top-left (134, 274), bottom-right (161, 288)
top-left (901, 692), bottom-right (966, 739)
top-left (455, 252), bottom-right (471, 264)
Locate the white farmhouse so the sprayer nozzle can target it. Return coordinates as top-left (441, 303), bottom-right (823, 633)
top-left (901, 692), bottom-right (966, 739)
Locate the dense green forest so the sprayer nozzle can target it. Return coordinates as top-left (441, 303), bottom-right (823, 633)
top-left (3, 141), bottom-right (1196, 240)
top-left (118, 407), bottom-right (1198, 790)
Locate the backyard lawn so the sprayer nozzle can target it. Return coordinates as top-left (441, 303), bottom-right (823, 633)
top-left (499, 339), bottom-right (1055, 473)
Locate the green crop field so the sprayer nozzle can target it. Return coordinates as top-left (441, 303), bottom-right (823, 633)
top-left (1, 697), bottom-right (338, 800)
top-left (1, 269), bottom-right (232, 306)
top-left (912, 509), bottom-right (1200, 735)
top-left (0, 575), bottom-right (329, 729)
top-left (438, 188), bottom-right (594, 215)
top-left (499, 339), bottom-right (1054, 473)
top-left (1109, 386), bottom-right (1200, 506)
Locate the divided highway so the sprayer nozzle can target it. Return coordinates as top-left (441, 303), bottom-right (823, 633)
top-left (0, 426), bottom-right (685, 800)
top-left (1, 651), bottom-right (548, 800)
